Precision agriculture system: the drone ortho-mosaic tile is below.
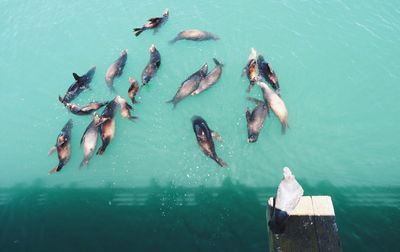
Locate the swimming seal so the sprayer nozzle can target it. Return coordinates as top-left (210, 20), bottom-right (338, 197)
top-left (167, 63), bottom-right (208, 108)
top-left (170, 29), bottom-right (219, 43)
top-left (48, 119), bottom-right (73, 174)
top-left (59, 97), bottom-right (107, 115)
top-left (192, 58), bottom-right (223, 96)
top-left (105, 49), bottom-right (128, 91)
top-left (96, 100), bottom-right (117, 155)
top-left (114, 95), bottom-right (137, 120)
top-left (141, 44), bottom-right (161, 86)
top-left (60, 66), bottom-right (96, 103)
top-left (80, 114), bottom-right (102, 167)
top-left (257, 55), bottom-right (280, 96)
top-left (133, 9), bottom-right (169, 37)
top-left (128, 77), bottom-right (140, 104)
top-left (191, 115), bottom-right (227, 167)
top-left (257, 81), bottom-right (288, 133)
top-left (246, 97), bottom-right (269, 143)
top-left (242, 48), bottom-right (258, 92)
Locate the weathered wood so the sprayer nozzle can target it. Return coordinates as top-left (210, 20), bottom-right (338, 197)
top-left (312, 196), bottom-right (341, 252)
top-left (267, 196), bottom-right (342, 252)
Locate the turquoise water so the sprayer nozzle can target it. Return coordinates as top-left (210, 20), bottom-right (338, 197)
top-left (1, 0), bottom-right (399, 251)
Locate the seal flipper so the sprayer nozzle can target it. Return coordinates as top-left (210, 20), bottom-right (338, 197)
top-left (168, 37), bottom-right (178, 44)
top-left (148, 17), bottom-right (160, 22)
top-left (241, 67), bottom-right (246, 77)
top-left (58, 96), bottom-right (65, 104)
top-left (213, 58), bottom-right (224, 67)
top-left (94, 117), bottom-right (110, 127)
top-left (107, 84), bottom-right (117, 94)
top-left (153, 27), bottom-right (160, 34)
top-left (281, 123), bottom-right (289, 135)
top-left (48, 146), bottom-right (57, 156)
top-left (128, 115), bottom-right (139, 121)
top-left (96, 140), bottom-right (110, 155)
top-left (48, 163), bottom-right (64, 174)
top-left (79, 152), bottom-right (93, 168)
top-left (133, 28), bottom-right (144, 37)
top-left (166, 99), bottom-right (177, 109)
top-left (72, 73), bottom-right (81, 82)
top-left (214, 157), bottom-right (227, 167)
top-left (247, 97), bottom-right (264, 105)
top-left (80, 134), bottom-right (85, 146)
top-left (245, 108), bottom-right (251, 123)
top-left (79, 158), bottom-right (89, 168)
top-left (211, 131), bottom-right (222, 141)
top-left (246, 83), bottom-right (255, 93)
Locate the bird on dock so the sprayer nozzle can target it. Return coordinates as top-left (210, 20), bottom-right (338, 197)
top-left (269, 167), bottom-right (304, 234)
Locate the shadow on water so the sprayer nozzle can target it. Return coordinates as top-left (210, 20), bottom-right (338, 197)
top-left (0, 179), bottom-right (399, 252)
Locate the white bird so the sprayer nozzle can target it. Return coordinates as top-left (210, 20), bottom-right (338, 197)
top-left (269, 167), bottom-right (304, 234)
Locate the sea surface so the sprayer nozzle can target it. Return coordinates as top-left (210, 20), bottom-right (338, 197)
top-left (0, 0), bottom-right (399, 251)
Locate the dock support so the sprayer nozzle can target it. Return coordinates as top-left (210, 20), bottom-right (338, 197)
top-left (267, 196), bottom-right (342, 252)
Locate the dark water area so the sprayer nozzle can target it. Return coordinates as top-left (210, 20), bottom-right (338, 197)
top-left (1, 180), bottom-right (399, 251)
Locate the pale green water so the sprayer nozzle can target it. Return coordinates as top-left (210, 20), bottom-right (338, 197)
top-left (1, 0), bottom-right (399, 251)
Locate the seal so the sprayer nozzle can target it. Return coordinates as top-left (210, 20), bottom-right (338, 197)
top-left (268, 167), bottom-right (304, 234)
top-left (59, 97), bottom-right (108, 115)
top-left (133, 9), bottom-right (169, 36)
top-left (191, 115), bottom-right (227, 167)
top-left (105, 49), bottom-right (128, 91)
top-left (80, 113), bottom-right (102, 167)
top-left (169, 29), bottom-right (219, 43)
top-left (128, 77), bottom-right (140, 104)
top-left (96, 100), bottom-right (117, 155)
top-left (242, 48), bottom-right (258, 92)
top-left (257, 55), bottom-right (280, 95)
top-left (167, 63), bottom-right (208, 108)
top-left (246, 97), bottom-right (269, 143)
top-left (191, 58), bottom-right (223, 96)
top-left (257, 81), bottom-right (288, 133)
top-left (48, 119), bottom-right (73, 174)
top-left (60, 66), bottom-right (96, 103)
top-left (142, 44), bottom-right (161, 86)
top-left (114, 95), bottom-right (137, 120)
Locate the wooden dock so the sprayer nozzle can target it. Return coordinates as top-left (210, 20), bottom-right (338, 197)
top-left (267, 196), bottom-right (342, 252)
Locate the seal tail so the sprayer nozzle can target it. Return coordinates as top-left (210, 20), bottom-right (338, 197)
top-left (166, 99), bottom-right (177, 108)
top-left (246, 82), bottom-right (255, 93)
top-left (100, 101), bottom-right (109, 107)
top-left (168, 37), bottom-right (178, 44)
top-left (128, 115), bottom-right (139, 121)
top-left (48, 146), bottom-right (57, 156)
top-left (79, 157), bottom-right (91, 168)
top-left (48, 163), bottom-right (63, 174)
top-left (246, 97), bottom-right (264, 105)
top-left (108, 85), bottom-right (117, 94)
top-left (281, 122), bottom-right (289, 135)
top-left (96, 140), bottom-right (110, 155)
top-left (213, 58), bottom-right (224, 67)
top-left (211, 34), bottom-right (220, 40)
top-left (215, 157), bottom-right (227, 167)
top-left (276, 89), bottom-right (282, 97)
top-left (133, 28), bottom-right (144, 37)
